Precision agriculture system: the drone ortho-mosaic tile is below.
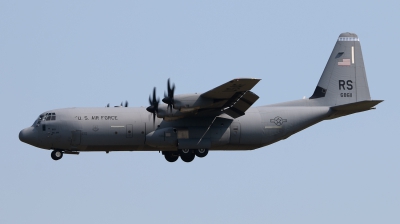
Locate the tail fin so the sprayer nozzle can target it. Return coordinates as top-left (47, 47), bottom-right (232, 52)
top-left (310, 32), bottom-right (371, 106)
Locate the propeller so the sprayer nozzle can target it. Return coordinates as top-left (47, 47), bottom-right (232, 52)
top-left (146, 87), bottom-right (159, 125)
top-left (120, 101), bottom-right (128, 107)
top-left (162, 78), bottom-right (175, 113)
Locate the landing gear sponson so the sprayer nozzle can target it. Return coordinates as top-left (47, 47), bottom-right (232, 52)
top-left (163, 149), bottom-right (209, 163)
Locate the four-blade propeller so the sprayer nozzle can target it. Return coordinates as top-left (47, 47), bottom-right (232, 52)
top-left (106, 79), bottom-right (174, 125)
top-left (146, 87), bottom-right (160, 124)
top-left (106, 101), bottom-right (128, 107)
top-left (162, 78), bottom-right (175, 113)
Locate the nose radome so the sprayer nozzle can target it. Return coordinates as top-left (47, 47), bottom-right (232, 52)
top-left (19, 127), bottom-right (37, 145)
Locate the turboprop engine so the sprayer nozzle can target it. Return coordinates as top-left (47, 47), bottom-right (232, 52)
top-left (169, 94), bottom-right (214, 112)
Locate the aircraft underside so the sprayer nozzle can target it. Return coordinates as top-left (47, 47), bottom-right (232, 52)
top-left (56, 144), bottom-right (263, 162)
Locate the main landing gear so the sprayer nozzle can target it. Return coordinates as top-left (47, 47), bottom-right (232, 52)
top-left (51, 150), bottom-right (63, 160)
top-left (163, 149), bottom-right (209, 163)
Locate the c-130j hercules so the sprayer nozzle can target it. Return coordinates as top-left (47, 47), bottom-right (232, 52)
top-left (19, 33), bottom-right (382, 163)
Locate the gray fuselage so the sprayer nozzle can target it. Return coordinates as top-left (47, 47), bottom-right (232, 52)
top-left (20, 100), bottom-right (332, 153)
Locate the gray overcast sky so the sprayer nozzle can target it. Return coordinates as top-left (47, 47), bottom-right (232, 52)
top-left (1, 1), bottom-right (398, 223)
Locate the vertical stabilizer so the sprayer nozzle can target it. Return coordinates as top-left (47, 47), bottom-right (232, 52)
top-left (310, 33), bottom-right (371, 106)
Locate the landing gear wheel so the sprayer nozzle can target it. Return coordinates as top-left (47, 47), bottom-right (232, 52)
top-left (195, 148), bottom-right (209, 158)
top-left (51, 150), bottom-right (63, 160)
top-left (179, 149), bottom-right (195, 163)
top-left (164, 152), bottom-right (179, 162)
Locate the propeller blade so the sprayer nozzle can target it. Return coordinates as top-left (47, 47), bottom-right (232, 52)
top-left (162, 78), bottom-right (175, 113)
top-left (152, 87), bottom-right (156, 103)
top-left (146, 87), bottom-right (159, 126)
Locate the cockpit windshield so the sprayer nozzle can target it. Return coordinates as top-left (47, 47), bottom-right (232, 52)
top-left (44, 113), bottom-right (56, 121)
top-left (36, 113), bottom-right (56, 126)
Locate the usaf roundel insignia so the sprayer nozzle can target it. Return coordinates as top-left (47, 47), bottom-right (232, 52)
top-left (270, 116), bottom-right (287, 126)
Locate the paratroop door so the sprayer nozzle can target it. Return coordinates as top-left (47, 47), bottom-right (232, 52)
top-left (230, 122), bottom-right (241, 144)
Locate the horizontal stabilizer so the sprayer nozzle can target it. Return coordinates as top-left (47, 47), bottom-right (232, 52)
top-left (327, 100), bottom-right (383, 119)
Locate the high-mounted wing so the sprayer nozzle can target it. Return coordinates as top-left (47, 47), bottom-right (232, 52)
top-left (201, 78), bottom-right (261, 100)
top-left (155, 78), bottom-right (261, 120)
top-left (200, 78), bottom-right (261, 118)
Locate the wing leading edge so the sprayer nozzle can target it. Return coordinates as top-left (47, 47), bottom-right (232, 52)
top-left (201, 78), bottom-right (261, 99)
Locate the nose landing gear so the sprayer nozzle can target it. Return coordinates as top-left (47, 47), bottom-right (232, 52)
top-left (51, 150), bottom-right (63, 160)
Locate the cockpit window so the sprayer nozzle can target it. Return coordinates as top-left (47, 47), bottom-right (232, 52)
top-left (42, 113), bottom-right (56, 122)
top-left (36, 114), bottom-right (44, 125)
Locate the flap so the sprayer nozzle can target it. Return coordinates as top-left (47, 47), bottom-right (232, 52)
top-left (223, 91), bottom-right (259, 118)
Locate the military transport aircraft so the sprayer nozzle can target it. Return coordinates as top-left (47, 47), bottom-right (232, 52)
top-left (19, 32), bottom-right (382, 163)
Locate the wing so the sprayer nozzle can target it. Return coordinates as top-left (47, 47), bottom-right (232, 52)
top-left (200, 78), bottom-right (261, 118)
top-left (159, 78), bottom-right (261, 120)
top-left (201, 78), bottom-right (261, 100)
top-left (220, 90), bottom-right (260, 118)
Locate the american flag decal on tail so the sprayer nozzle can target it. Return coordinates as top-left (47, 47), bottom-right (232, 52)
top-left (338, 59), bottom-right (351, 66)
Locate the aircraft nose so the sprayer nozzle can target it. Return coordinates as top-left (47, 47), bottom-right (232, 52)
top-left (19, 127), bottom-right (38, 145)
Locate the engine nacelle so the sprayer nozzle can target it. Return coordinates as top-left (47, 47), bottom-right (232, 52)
top-left (172, 94), bottom-right (214, 112)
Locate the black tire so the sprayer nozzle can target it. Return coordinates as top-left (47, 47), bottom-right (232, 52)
top-left (164, 152), bottom-right (179, 162)
top-left (51, 150), bottom-right (63, 160)
top-left (195, 148), bottom-right (209, 158)
top-left (179, 149), bottom-right (195, 163)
